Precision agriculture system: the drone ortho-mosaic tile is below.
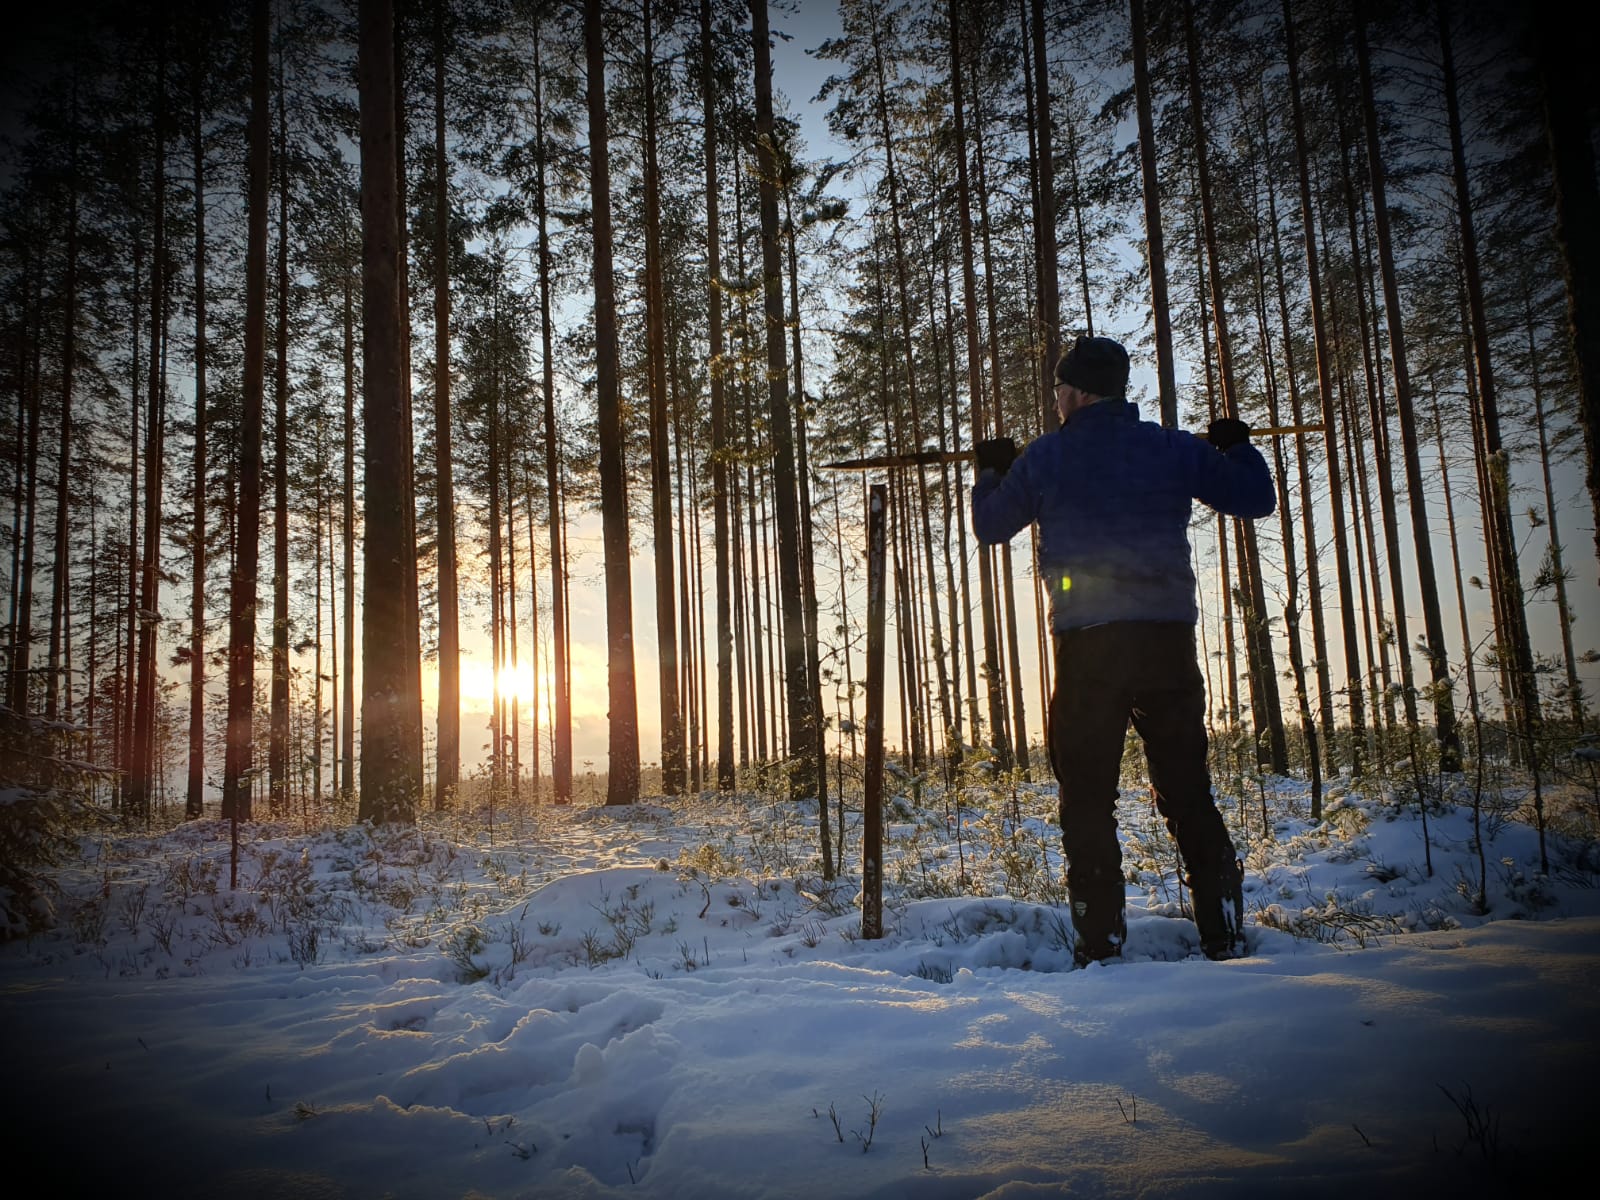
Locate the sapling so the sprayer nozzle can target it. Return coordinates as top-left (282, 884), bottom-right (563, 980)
top-left (1439, 1082), bottom-right (1501, 1163)
top-left (853, 1091), bottom-right (884, 1152)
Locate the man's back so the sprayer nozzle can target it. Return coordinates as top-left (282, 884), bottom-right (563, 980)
top-left (972, 400), bottom-right (1274, 631)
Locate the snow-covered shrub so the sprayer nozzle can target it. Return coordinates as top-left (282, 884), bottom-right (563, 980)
top-left (0, 775), bottom-right (98, 941)
top-left (0, 709), bottom-right (108, 938)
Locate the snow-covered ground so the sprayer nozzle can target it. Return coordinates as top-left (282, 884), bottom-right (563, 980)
top-left (3, 765), bottom-right (1597, 1198)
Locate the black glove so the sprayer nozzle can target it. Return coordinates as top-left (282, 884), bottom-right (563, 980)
top-left (975, 437), bottom-right (1018, 476)
top-left (1206, 418), bottom-right (1250, 452)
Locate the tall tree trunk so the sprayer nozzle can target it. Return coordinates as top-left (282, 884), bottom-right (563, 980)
top-left (641, 0), bottom-right (684, 795)
top-left (1430, 386), bottom-right (1482, 724)
top-left (46, 92), bottom-right (79, 724)
top-left (1354, 4), bottom-right (1459, 769)
top-left (968, 66), bottom-right (1018, 764)
top-left (5, 260), bottom-right (32, 715)
top-left (1262, 43), bottom-right (1333, 782)
top-left (506, 441), bottom-right (519, 800)
top-left (357, 0), bottom-right (424, 825)
top-left (1130, 0), bottom-right (1178, 425)
top-left (328, 479), bottom-right (338, 803)
top-left (1337, 98), bottom-right (1413, 737)
top-left (524, 458), bottom-right (542, 792)
top-left (531, 23), bottom-right (571, 803)
top-left (313, 430), bottom-right (324, 806)
top-left (1285, 0), bottom-right (1364, 772)
top-left (783, 184), bottom-right (831, 852)
top-left (1195, 222), bottom-right (1239, 737)
top-left (1027, 0), bottom-right (1059, 432)
top-left (1181, 0), bottom-right (1286, 774)
top-left (224, 0), bottom-right (269, 824)
top-left (864, 3), bottom-right (954, 765)
top-left (270, 34), bottom-right (291, 816)
top-left (433, 0), bottom-right (459, 808)
top-left (341, 206), bottom-right (356, 801)
top-left (13, 276), bottom-right (44, 720)
top-left (1439, 4), bottom-right (1543, 868)
top-left (1526, 312), bottom-right (1584, 727)
top-left (120, 241), bottom-right (141, 810)
top-left (701, 0), bottom-right (733, 790)
top-left (1250, 141), bottom-right (1320, 808)
top-left (186, 52), bottom-right (207, 819)
top-left (585, 0), bottom-right (639, 805)
top-left (752, 0), bottom-right (813, 796)
top-left (487, 282), bottom-right (504, 796)
top-left (130, 31), bottom-right (169, 820)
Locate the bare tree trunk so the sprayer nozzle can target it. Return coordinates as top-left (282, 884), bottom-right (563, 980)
top-left (1354, 5), bottom-right (1458, 768)
top-left (432, 0), bottom-right (459, 808)
top-left (341, 205), bottom-right (356, 801)
top-left (12, 273), bottom-right (42, 721)
top-left (752, 0), bottom-right (813, 796)
top-left (130, 30), bottom-right (169, 820)
top-left (1027, 0), bottom-right (1059, 432)
top-left (1526, 311), bottom-right (1584, 727)
top-left (328, 484), bottom-right (338, 804)
top-left (1130, 0), bottom-right (1178, 425)
top-left (487, 282), bottom-right (504, 796)
top-left (1438, 2), bottom-right (1543, 867)
top-left (45, 87), bottom-right (79, 724)
top-left (506, 447), bottom-right (519, 801)
top-left (968, 68), bottom-right (1019, 765)
top-left (529, 23), bottom-right (570, 803)
top-left (4, 260), bottom-right (32, 715)
top-left (641, 0), bottom-right (684, 795)
top-left (1195, 227), bottom-right (1239, 738)
top-left (1285, 0), bottom-right (1364, 772)
top-left (357, 0), bottom-right (424, 825)
top-left (224, 0), bottom-right (269, 824)
top-left (1430, 386), bottom-right (1482, 724)
top-left (1338, 100), bottom-right (1412, 737)
top-left (269, 33), bottom-right (291, 816)
top-left (1182, 0), bottom-right (1286, 773)
top-left (700, 0), bottom-right (733, 791)
top-left (1261, 47), bottom-right (1333, 785)
top-left (864, 3), bottom-right (954, 766)
top-left (313, 429), bottom-right (324, 807)
top-left (1250, 157), bottom-right (1321, 812)
top-left (186, 51), bottom-right (207, 819)
top-left (585, 0), bottom-right (639, 805)
top-left (783, 184), bottom-right (831, 853)
top-left (524, 459), bottom-right (542, 793)
top-left (120, 241), bottom-right (141, 811)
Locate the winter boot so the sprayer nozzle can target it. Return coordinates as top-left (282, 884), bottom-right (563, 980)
top-left (1068, 892), bottom-right (1128, 967)
top-left (1189, 857), bottom-right (1246, 961)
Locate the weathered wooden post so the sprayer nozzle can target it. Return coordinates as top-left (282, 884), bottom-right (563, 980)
top-left (862, 483), bottom-right (887, 939)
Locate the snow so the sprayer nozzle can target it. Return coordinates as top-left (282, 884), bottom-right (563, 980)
top-left (3, 773), bottom-right (1597, 1198)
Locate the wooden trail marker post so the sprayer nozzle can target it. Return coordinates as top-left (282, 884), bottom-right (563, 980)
top-left (861, 484), bottom-right (887, 940)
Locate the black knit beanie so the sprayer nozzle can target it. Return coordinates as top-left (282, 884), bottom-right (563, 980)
top-left (1054, 336), bottom-right (1130, 398)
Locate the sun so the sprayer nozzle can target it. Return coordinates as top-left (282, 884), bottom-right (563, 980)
top-left (457, 657), bottom-right (537, 709)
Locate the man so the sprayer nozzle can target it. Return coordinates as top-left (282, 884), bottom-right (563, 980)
top-left (971, 335), bottom-right (1275, 964)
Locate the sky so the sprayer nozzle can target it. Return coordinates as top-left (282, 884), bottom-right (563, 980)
top-left (4, 769), bottom-right (1597, 1197)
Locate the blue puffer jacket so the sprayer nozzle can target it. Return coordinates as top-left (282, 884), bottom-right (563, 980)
top-left (972, 400), bottom-right (1275, 631)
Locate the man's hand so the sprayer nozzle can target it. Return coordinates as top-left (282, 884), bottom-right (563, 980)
top-left (1206, 418), bottom-right (1250, 452)
top-left (975, 437), bottom-right (1017, 476)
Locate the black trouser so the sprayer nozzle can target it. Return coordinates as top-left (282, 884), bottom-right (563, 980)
top-left (1048, 621), bottom-right (1236, 950)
